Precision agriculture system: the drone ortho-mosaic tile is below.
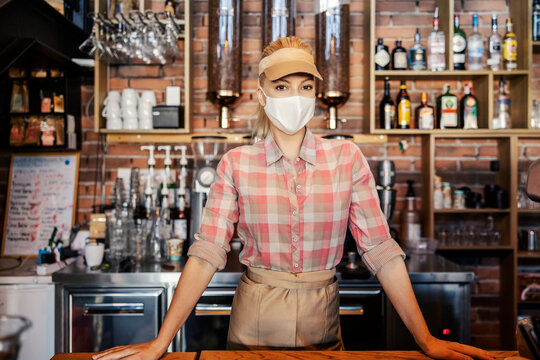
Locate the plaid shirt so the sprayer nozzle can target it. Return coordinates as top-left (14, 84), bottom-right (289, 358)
top-left (187, 128), bottom-right (405, 274)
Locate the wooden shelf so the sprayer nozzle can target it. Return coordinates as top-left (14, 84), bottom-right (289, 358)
top-left (518, 209), bottom-right (540, 214)
top-left (533, 41), bottom-right (540, 47)
top-left (370, 129), bottom-right (540, 136)
top-left (518, 301), bottom-right (540, 306)
top-left (437, 246), bottom-right (514, 251)
top-left (374, 70), bottom-right (529, 78)
top-left (434, 208), bottom-right (510, 214)
top-left (101, 130), bottom-right (388, 144)
top-left (518, 251), bottom-right (540, 259)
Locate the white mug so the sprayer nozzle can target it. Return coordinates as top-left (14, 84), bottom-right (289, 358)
top-left (123, 115), bottom-right (139, 129)
top-left (106, 114), bottom-right (123, 130)
top-left (122, 88), bottom-right (139, 108)
top-left (104, 91), bottom-right (121, 106)
top-left (138, 107), bottom-right (153, 129)
top-left (102, 102), bottom-right (121, 117)
top-left (84, 242), bottom-right (104, 267)
top-left (140, 91), bottom-right (157, 106)
top-left (122, 107), bottom-right (138, 118)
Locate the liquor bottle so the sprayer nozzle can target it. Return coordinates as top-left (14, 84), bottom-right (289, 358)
top-left (375, 38), bottom-right (390, 70)
top-left (415, 92), bottom-right (434, 130)
top-left (467, 13), bottom-right (484, 70)
top-left (534, 0), bottom-right (540, 41)
top-left (503, 18), bottom-right (518, 70)
top-left (165, 0), bottom-right (176, 15)
top-left (494, 79), bottom-right (511, 129)
top-left (487, 14), bottom-right (502, 71)
top-left (408, 28), bottom-right (426, 71)
top-left (172, 193), bottom-right (189, 244)
top-left (379, 77), bottom-right (395, 129)
top-left (460, 83), bottom-right (478, 129)
top-left (396, 80), bottom-right (411, 129)
top-left (392, 40), bottom-right (407, 70)
top-left (453, 14), bottom-right (467, 70)
top-left (401, 180), bottom-right (421, 246)
top-left (428, 6), bottom-right (446, 71)
top-left (436, 84), bottom-right (459, 129)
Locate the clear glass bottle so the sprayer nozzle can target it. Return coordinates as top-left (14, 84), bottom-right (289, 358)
top-left (487, 14), bottom-right (502, 71)
top-left (453, 14), bottom-right (467, 70)
top-left (433, 175), bottom-right (443, 209)
top-left (467, 13), bottom-right (484, 70)
top-left (503, 18), bottom-right (518, 71)
top-left (534, 0), bottom-right (540, 41)
top-left (401, 180), bottom-right (421, 246)
top-left (408, 28), bottom-right (426, 71)
top-left (494, 79), bottom-right (511, 129)
top-left (428, 6), bottom-right (445, 71)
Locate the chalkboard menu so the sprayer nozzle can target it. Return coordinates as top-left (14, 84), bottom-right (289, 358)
top-left (2, 153), bottom-right (79, 256)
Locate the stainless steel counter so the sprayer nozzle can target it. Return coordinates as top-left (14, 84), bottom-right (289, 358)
top-left (52, 251), bottom-right (474, 286)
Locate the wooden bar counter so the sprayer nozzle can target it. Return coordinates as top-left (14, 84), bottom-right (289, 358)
top-left (52, 350), bottom-right (522, 360)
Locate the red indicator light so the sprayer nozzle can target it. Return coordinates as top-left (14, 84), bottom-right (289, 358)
top-left (442, 328), bottom-right (450, 335)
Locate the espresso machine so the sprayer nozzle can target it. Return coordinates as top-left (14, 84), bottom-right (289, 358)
top-left (189, 136), bottom-right (227, 245)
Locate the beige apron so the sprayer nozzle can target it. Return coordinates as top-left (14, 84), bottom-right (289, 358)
top-left (227, 266), bottom-right (344, 350)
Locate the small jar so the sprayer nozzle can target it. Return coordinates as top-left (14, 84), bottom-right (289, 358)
top-left (442, 182), bottom-right (452, 209)
top-left (453, 190), bottom-right (466, 209)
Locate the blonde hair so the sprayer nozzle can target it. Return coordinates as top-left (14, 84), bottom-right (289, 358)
top-left (253, 37), bottom-right (314, 140)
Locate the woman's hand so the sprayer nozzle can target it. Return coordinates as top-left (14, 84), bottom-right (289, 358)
top-left (91, 340), bottom-right (165, 360)
top-left (420, 335), bottom-right (495, 360)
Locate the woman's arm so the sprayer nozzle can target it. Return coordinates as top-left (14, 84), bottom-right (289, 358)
top-left (377, 256), bottom-right (495, 360)
top-left (93, 256), bottom-right (217, 360)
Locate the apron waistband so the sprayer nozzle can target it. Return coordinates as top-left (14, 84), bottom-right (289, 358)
top-left (246, 266), bottom-right (336, 290)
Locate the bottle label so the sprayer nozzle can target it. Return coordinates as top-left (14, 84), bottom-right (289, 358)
top-left (394, 52), bottom-right (408, 69)
top-left (463, 98), bottom-right (478, 129)
top-left (453, 53), bottom-right (466, 64)
top-left (441, 96), bottom-right (458, 128)
top-left (468, 41), bottom-right (483, 60)
top-left (375, 50), bottom-right (390, 67)
top-left (398, 99), bottom-right (411, 126)
top-left (503, 38), bottom-right (517, 61)
top-left (418, 108), bottom-right (434, 129)
top-left (383, 104), bottom-right (395, 129)
top-left (173, 219), bottom-right (188, 241)
top-left (453, 35), bottom-right (466, 53)
top-left (429, 33), bottom-right (445, 53)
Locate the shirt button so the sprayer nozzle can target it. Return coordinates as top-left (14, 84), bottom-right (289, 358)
top-left (296, 158), bottom-right (300, 163)
top-left (296, 184), bottom-right (301, 190)
top-left (294, 263), bottom-right (299, 268)
top-left (292, 210), bottom-right (297, 216)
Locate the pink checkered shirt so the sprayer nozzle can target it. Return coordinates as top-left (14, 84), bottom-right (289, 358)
top-left (187, 128), bottom-right (405, 274)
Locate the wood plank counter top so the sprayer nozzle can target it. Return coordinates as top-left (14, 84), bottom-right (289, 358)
top-left (51, 351), bottom-right (523, 360)
top-left (199, 350), bottom-right (522, 359)
top-left (51, 353), bottom-right (197, 360)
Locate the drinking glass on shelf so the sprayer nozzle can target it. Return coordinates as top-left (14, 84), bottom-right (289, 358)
top-left (131, 219), bottom-right (146, 263)
top-left (436, 226), bottom-right (448, 246)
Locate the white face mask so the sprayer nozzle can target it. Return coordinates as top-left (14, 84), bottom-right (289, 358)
top-left (259, 88), bottom-right (315, 135)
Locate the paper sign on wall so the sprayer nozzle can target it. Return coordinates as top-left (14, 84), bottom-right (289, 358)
top-left (2, 153), bottom-right (79, 256)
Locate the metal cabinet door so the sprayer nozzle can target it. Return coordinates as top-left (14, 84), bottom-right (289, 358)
top-left (69, 287), bottom-right (166, 352)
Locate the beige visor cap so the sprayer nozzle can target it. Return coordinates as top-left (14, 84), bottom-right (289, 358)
top-left (258, 48), bottom-right (323, 81)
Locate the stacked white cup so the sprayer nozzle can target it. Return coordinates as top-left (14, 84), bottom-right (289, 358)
top-left (103, 90), bottom-right (122, 130)
top-left (139, 91), bottom-right (156, 130)
top-left (122, 89), bottom-right (139, 130)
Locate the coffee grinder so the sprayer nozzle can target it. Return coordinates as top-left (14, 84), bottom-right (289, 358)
top-left (189, 136), bottom-right (227, 245)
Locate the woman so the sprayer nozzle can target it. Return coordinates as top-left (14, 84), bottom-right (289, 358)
top-left (95, 37), bottom-right (494, 360)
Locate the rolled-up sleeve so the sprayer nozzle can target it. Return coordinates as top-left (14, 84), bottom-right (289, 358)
top-left (348, 144), bottom-right (405, 275)
top-left (187, 151), bottom-right (239, 270)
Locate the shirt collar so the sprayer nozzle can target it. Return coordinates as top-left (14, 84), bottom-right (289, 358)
top-left (263, 128), bottom-right (317, 166)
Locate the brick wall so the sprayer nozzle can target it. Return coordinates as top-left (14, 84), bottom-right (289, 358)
top-left (0, 0), bottom-right (539, 350)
